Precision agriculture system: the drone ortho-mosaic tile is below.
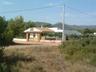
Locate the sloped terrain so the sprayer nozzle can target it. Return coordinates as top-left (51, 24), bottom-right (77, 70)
top-left (3, 45), bottom-right (96, 72)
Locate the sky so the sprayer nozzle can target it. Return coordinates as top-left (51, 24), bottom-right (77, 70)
top-left (0, 0), bottom-right (96, 25)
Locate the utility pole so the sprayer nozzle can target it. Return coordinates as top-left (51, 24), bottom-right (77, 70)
top-left (62, 4), bottom-right (65, 42)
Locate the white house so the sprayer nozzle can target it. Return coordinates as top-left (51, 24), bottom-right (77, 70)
top-left (24, 27), bottom-right (63, 42)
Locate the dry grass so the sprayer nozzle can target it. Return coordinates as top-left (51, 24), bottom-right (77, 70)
top-left (3, 45), bottom-right (96, 72)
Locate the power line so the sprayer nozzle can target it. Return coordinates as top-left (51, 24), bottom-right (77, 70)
top-left (0, 3), bottom-right (96, 18)
top-left (0, 3), bottom-right (95, 19)
top-left (66, 5), bottom-right (96, 18)
top-left (0, 4), bottom-right (62, 14)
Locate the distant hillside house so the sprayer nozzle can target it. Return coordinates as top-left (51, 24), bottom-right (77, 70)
top-left (24, 27), bottom-right (81, 42)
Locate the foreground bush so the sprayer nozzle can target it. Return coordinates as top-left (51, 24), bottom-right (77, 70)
top-left (59, 37), bottom-right (96, 66)
top-left (0, 49), bottom-right (46, 72)
top-left (0, 16), bottom-right (14, 72)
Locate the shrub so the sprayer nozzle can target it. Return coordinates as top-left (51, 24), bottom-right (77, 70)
top-left (0, 16), bottom-right (14, 72)
top-left (59, 37), bottom-right (96, 66)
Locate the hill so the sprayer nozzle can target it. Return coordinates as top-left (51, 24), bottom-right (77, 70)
top-left (53, 23), bottom-right (96, 30)
top-left (32, 22), bottom-right (96, 30)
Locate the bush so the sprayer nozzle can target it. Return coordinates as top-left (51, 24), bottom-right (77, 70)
top-left (0, 16), bottom-right (14, 72)
top-left (59, 37), bottom-right (96, 66)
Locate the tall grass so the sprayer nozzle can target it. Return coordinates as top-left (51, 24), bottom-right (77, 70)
top-left (59, 37), bottom-right (96, 66)
top-left (0, 48), bottom-right (46, 72)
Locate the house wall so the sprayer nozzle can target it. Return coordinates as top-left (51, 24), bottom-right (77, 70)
top-left (26, 33), bottom-right (30, 42)
top-left (30, 33), bottom-right (41, 42)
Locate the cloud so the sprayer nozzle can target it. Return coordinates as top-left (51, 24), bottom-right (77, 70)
top-left (2, 0), bottom-right (14, 5)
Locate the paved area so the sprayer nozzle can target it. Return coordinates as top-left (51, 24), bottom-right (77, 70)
top-left (12, 40), bottom-right (61, 47)
top-left (13, 38), bottom-right (62, 46)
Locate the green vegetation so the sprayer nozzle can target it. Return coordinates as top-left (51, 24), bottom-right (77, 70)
top-left (59, 36), bottom-right (96, 66)
top-left (0, 16), bottom-right (55, 72)
top-left (7, 16), bottom-right (54, 38)
top-left (0, 46), bottom-right (64, 72)
top-left (0, 16), bottom-right (13, 72)
top-left (7, 16), bottom-right (25, 38)
top-left (0, 15), bottom-right (96, 72)
top-left (0, 48), bottom-right (46, 72)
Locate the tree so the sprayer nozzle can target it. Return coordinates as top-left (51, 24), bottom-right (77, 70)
top-left (8, 16), bottom-right (25, 38)
top-left (0, 16), bottom-right (14, 72)
top-left (0, 16), bottom-right (9, 47)
top-left (81, 28), bottom-right (94, 37)
top-left (0, 17), bottom-right (7, 34)
top-left (0, 16), bottom-right (7, 62)
top-left (83, 28), bottom-right (93, 34)
top-left (25, 21), bottom-right (35, 29)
